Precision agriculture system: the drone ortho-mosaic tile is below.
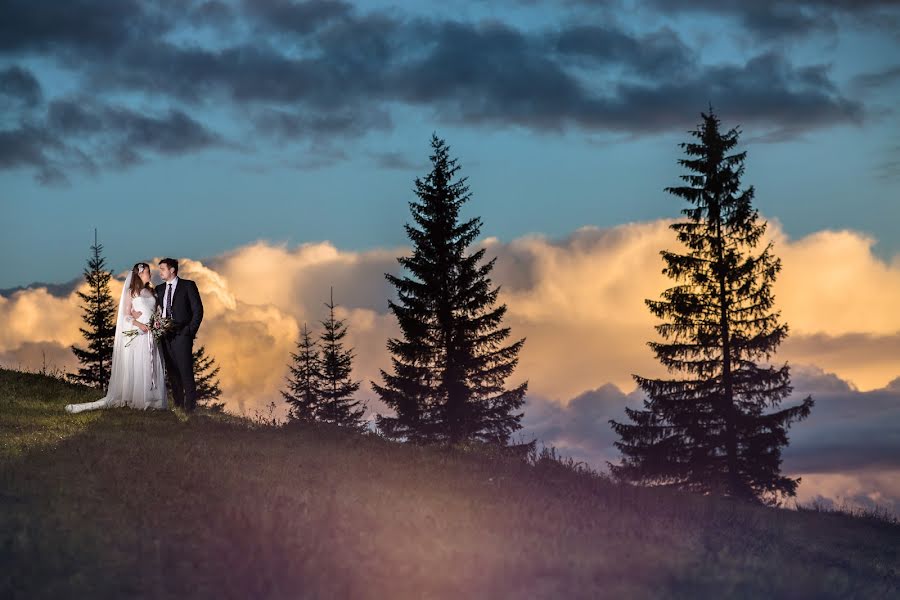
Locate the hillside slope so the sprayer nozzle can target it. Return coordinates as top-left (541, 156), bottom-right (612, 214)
top-left (1, 368), bottom-right (898, 599)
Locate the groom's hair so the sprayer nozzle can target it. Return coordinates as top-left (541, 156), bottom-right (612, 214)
top-left (159, 258), bottom-right (178, 274)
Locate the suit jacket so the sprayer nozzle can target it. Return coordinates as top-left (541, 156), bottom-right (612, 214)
top-left (156, 277), bottom-right (204, 338)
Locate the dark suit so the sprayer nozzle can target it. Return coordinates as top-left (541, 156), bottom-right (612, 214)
top-left (156, 277), bottom-right (204, 411)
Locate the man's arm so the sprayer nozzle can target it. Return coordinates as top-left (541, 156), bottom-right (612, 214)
top-left (187, 280), bottom-right (203, 337)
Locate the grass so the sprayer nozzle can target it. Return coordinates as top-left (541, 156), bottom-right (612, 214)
top-left (1, 367), bottom-right (898, 599)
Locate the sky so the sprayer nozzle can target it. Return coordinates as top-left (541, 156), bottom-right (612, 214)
top-left (1, 1), bottom-right (899, 512)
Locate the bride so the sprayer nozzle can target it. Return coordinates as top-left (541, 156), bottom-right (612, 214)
top-left (66, 262), bottom-right (168, 413)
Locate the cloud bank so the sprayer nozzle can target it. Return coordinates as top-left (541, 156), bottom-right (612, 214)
top-left (2, 216), bottom-right (899, 510)
top-left (0, 0), bottom-right (873, 183)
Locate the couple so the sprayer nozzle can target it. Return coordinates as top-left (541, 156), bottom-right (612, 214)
top-left (65, 258), bottom-right (204, 414)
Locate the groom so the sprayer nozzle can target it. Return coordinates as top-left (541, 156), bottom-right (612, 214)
top-left (157, 258), bottom-right (204, 412)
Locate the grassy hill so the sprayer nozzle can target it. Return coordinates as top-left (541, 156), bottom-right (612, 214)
top-left (1, 368), bottom-right (898, 599)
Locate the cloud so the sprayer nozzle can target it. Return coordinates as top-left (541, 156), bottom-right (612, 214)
top-left (480, 221), bottom-right (900, 399)
top-left (0, 124), bottom-right (69, 184)
top-left (243, 0), bottom-right (352, 35)
top-left (0, 285), bottom-right (87, 352)
top-left (520, 383), bottom-right (645, 465)
top-left (640, 0), bottom-right (900, 40)
top-left (522, 364), bottom-right (900, 513)
top-left (0, 340), bottom-right (78, 375)
top-left (0, 65), bottom-right (227, 184)
top-left (4, 217), bottom-right (900, 408)
top-left (780, 366), bottom-right (900, 474)
top-left (781, 332), bottom-right (900, 395)
top-left (0, 65), bottom-right (41, 107)
top-left (0, 1), bottom-right (865, 182)
top-left (549, 24), bottom-right (696, 78)
top-left (0, 277), bottom-right (81, 298)
top-left (369, 151), bottom-right (424, 171)
top-left (46, 100), bottom-right (225, 159)
top-left (188, 1), bottom-right (234, 28)
top-left (853, 64), bottom-right (900, 91)
top-left (387, 28), bottom-right (861, 136)
top-left (793, 470), bottom-right (900, 515)
top-left (0, 0), bottom-right (169, 55)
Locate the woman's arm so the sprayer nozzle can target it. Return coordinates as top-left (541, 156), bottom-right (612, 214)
top-left (124, 293), bottom-right (149, 332)
top-left (124, 293), bottom-right (134, 325)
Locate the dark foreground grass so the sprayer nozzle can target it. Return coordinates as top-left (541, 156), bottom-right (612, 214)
top-left (1, 368), bottom-right (898, 599)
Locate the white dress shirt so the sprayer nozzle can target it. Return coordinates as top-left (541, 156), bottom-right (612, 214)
top-left (163, 276), bottom-right (179, 318)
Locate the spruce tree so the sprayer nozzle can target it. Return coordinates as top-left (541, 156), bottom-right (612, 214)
top-left (372, 133), bottom-right (528, 446)
top-left (608, 107), bottom-right (814, 504)
top-left (318, 288), bottom-right (367, 432)
top-left (193, 345), bottom-right (224, 412)
top-left (70, 230), bottom-right (117, 389)
top-left (281, 322), bottom-right (323, 423)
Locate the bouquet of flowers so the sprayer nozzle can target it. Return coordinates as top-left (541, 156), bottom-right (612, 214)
top-left (147, 308), bottom-right (175, 341)
top-left (123, 308), bottom-right (175, 347)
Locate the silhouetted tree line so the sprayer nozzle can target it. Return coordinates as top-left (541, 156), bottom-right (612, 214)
top-left (193, 345), bottom-right (224, 411)
top-left (282, 287), bottom-right (368, 433)
top-left (72, 106), bottom-right (813, 506)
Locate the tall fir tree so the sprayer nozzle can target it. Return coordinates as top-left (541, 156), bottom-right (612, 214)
top-left (608, 107), bottom-right (814, 504)
top-left (193, 345), bottom-right (224, 412)
top-left (281, 322), bottom-right (323, 423)
top-left (372, 133), bottom-right (528, 446)
top-left (318, 288), bottom-right (367, 432)
top-left (70, 230), bottom-right (117, 389)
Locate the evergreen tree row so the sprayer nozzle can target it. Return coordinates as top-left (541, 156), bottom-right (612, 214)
top-left (281, 287), bottom-right (367, 432)
top-left (70, 107), bottom-right (814, 507)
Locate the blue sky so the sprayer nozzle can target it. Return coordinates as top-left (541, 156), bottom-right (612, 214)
top-left (1, 0), bottom-right (898, 288)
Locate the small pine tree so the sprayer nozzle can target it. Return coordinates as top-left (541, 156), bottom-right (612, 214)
top-left (193, 345), bottom-right (224, 411)
top-left (281, 322), bottom-right (323, 423)
top-left (608, 107), bottom-right (814, 505)
top-left (318, 288), bottom-right (367, 432)
top-left (372, 133), bottom-right (528, 446)
top-left (70, 229), bottom-right (117, 389)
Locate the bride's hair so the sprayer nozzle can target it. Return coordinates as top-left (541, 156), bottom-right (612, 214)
top-left (129, 262), bottom-right (154, 297)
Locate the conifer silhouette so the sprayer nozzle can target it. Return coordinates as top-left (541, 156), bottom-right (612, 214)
top-left (609, 108), bottom-right (813, 504)
top-left (318, 288), bottom-right (367, 432)
top-left (193, 345), bottom-right (224, 411)
top-left (282, 322), bottom-right (323, 423)
top-left (70, 229), bottom-right (117, 389)
top-left (372, 134), bottom-right (528, 445)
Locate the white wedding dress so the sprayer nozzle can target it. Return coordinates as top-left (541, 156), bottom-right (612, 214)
top-left (66, 271), bottom-right (167, 413)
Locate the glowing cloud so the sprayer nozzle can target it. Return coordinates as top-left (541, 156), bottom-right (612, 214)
top-left (2, 217), bottom-right (899, 411)
top-left (2, 216), bottom-right (898, 510)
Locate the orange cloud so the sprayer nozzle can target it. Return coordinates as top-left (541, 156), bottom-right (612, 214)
top-left (776, 228), bottom-right (900, 336)
top-left (0, 285), bottom-right (86, 350)
top-left (792, 470), bottom-right (900, 514)
top-left (2, 216), bottom-right (899, 416)
top-left (3, 218), bottom-right (899, 511)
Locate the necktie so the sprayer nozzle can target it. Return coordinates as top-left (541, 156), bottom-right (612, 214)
top-left (165, 283), bottom-right (173, 318)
